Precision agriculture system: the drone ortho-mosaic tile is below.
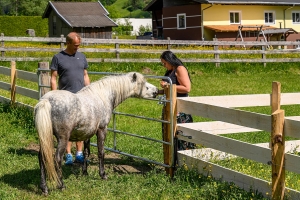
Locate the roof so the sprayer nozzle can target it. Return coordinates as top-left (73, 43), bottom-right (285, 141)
top-left (193, 0), bottom-right (300, 5)
top-left (204, 25), bottom-right (277, 32)
top-left (42, 1), bottom-right (118, 28)
top-left (260, 28), bottom-right (298, 34)
top-left (144, 0), bottom-right (163, 11)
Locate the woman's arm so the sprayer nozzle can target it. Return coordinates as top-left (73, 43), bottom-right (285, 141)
top-left (175, 66), bottom-right (191, 93)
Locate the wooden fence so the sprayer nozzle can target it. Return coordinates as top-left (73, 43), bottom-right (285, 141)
top-left (0, 61), bottom-right (38, 109)
top-left (2, 34), bottom-right (300, 66)
top-left (176, 83), bottom-right (300, 199)
top-left (2, 59), bottom-right (300, 199)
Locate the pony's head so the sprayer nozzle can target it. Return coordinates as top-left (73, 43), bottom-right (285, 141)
top-left (127, 72), bottom-right (158, 98)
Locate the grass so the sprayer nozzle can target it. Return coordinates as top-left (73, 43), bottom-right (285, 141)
top-left (0, 102), bottom-right (268, 199)
top-left (110, 0), bottom-right (151, 18)
top-left (1, 42), bottom-right (300, 199)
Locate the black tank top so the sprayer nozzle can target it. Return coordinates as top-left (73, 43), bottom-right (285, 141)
top-left (164, 69), bottom-right (189, 97)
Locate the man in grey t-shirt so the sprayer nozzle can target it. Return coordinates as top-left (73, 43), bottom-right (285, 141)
top-left (50, 32), bottom-right (90, 165)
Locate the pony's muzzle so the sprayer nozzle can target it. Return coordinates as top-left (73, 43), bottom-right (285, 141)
top-left (153, 89), bottom-right (158, 98)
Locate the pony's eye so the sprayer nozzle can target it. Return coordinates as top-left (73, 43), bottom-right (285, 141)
top-left (146, 87), bottom-right (149, 90)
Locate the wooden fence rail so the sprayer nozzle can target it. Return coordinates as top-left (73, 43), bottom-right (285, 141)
top-left (176, 85), bottom-right (300, 199)
top-left (2, 34), bottom-right (300, 65)
top-left (0, 62), bottom-right (38, 109)
top-left (1, 61), bottom-right (300, 198)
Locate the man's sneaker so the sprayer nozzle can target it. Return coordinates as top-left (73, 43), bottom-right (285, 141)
top-left (65, 154), bottom-right (73, 165)
top-left (74, 154), bottom-right (84, 163)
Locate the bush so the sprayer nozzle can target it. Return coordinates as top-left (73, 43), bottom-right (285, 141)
top-left (0, 16), bottom-right (48, 37)
top-left (137, 24), bottom-right (152, 36)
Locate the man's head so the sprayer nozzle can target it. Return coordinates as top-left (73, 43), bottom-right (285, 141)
top-left (65, 32), bottom-right (81, 55)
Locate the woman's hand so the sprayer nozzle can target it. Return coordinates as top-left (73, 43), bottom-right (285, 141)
top-left (160, 81), bottom-right (167, 88)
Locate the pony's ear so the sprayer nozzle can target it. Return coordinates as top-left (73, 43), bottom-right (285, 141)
top-left (132, 73), bottom-right (137, 82)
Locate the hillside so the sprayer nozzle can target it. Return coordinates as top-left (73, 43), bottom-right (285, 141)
top-left (110, 0), bottom-right (151, 18)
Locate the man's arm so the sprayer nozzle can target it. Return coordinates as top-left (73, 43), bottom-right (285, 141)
top-left (51, 70), bottom-right (58, 90)
top-left (83, 69), bottom-right (90, 86)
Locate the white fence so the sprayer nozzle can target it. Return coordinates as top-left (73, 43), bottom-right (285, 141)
top-left (1, 60), bottom-right (300, 198)
top-left (176, 87), bottom-right (300, 199)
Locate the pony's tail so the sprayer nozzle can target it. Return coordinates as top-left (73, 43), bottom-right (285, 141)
top-left (34, 99), bottom-right (61, 188)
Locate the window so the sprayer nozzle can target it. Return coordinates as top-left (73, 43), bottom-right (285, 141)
top-left (265, 12), bottom-right (275, 24)
top-left (53, 16), bottom-right (57, 35)
top-left (292, 12), bottom-right (300, 23)
top-left (230, 12), bottom-right (240, 24)
top-left (296, 39), bottom-right (300, 49)
top-left (177, 14), bottom-right (186, 29)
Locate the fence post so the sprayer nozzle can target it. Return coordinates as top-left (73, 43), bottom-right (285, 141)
top-left (261, 39), bottom-right (266, 67)
top-left (151, 37), bottom-right (154, 47)
top-left (163, 84), bottom-right (177, 177)
top-left (115, 36), bottom-right (120, 59)
top-left (271, 81), bottom-right (285, 200)
top-left (38, 62), bottom-right (51, 98)
top-left (167, 37), bottom-right (171, 50)
top-left (10, 61), bottom-right (16, 105)
top-left (1, 33), bottom-right (4, 57)
top-left (213, 38), bottom-right (220, 67)
top-left (60, 34), bottom-right (64, 50)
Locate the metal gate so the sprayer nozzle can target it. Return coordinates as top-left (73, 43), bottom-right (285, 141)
top-left (37, 70), bottom-right (175, 171)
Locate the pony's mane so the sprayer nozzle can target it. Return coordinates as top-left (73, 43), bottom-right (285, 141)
top-left (79, 73), bottom-right (145, 106)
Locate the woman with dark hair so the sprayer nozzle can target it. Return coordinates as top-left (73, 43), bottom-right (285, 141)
top-left (159, 50), bottom-right (195, 155)
top-left (159, 50), bottom-right (191, 97)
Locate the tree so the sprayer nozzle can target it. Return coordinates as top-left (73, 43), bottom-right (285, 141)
top-left (1, 0), bottom-right (48, 16)
top-left (0, 0), bottom-right (13, 15)
top-left (125, 0), bottom-right (144, 11)
top-left (52, 0), bottom-right (97, 2)
top-left (137, 24), bottom-right (151, 36)
top-left (113, 18), bottom-right (133, 36)
top-left (99, 0), bottom-right (118, 6)
top-left (17, 0), bottom-right (49, 16)
top-left (106, 5), bottom-right (121, 19)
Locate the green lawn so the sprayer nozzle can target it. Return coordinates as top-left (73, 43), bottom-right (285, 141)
top-left (1, 47), bottom-right (300, 199)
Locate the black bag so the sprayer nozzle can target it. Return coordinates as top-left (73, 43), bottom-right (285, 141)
top-left (176, 112), bottom-right (196, 150)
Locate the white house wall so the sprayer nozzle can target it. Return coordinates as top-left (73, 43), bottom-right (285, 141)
top-left (203, 5), bottom-right (300, 32)
top-left (115, 18), bottom-right (152, 35)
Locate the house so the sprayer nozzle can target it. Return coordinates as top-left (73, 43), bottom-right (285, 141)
top-left (144, 0), bottom-right (300, 42)
top-left (42, 1), bottom-right (118, 38)
top-left (116, 18), bottom-right (152, 36)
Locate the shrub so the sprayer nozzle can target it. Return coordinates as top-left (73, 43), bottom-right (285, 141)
top-left (0, 16), bottom-right (48, 37)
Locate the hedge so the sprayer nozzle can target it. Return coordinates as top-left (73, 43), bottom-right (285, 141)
top-left (0, 16), bottom-right (48, 37)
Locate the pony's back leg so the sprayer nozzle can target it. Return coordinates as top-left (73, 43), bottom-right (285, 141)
top-left (38, 150), bottom-right (49, 195)
top-left (96, 127), bottom-right (108, 180)
top-left (54, 136), bottom-right (68, 190)
top-left (82, 139), bottom-right (90, 176)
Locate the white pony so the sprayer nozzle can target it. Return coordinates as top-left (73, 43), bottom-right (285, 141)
top-left (34, 72), bottom-right (158, 195)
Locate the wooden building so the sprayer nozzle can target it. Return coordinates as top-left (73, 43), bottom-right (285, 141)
top-left (42, 1), bottom-right (118, 38)
top-left (144, 0), bottom-right (300, 42)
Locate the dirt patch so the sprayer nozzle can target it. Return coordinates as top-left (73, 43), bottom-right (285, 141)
top-left (26, 142), bottom-right (154, 174)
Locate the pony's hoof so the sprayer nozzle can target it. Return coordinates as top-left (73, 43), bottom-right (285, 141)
top-left (40, 187), bottom-right (48, 196)
top-left (82, 170), bottom-right (88, 176)
top-left (101, 175), bottom-right (108, 180)
top-left (41, 190), bottom-right (48, 196)
top-left (57, 184), bottom-right (66, 191)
